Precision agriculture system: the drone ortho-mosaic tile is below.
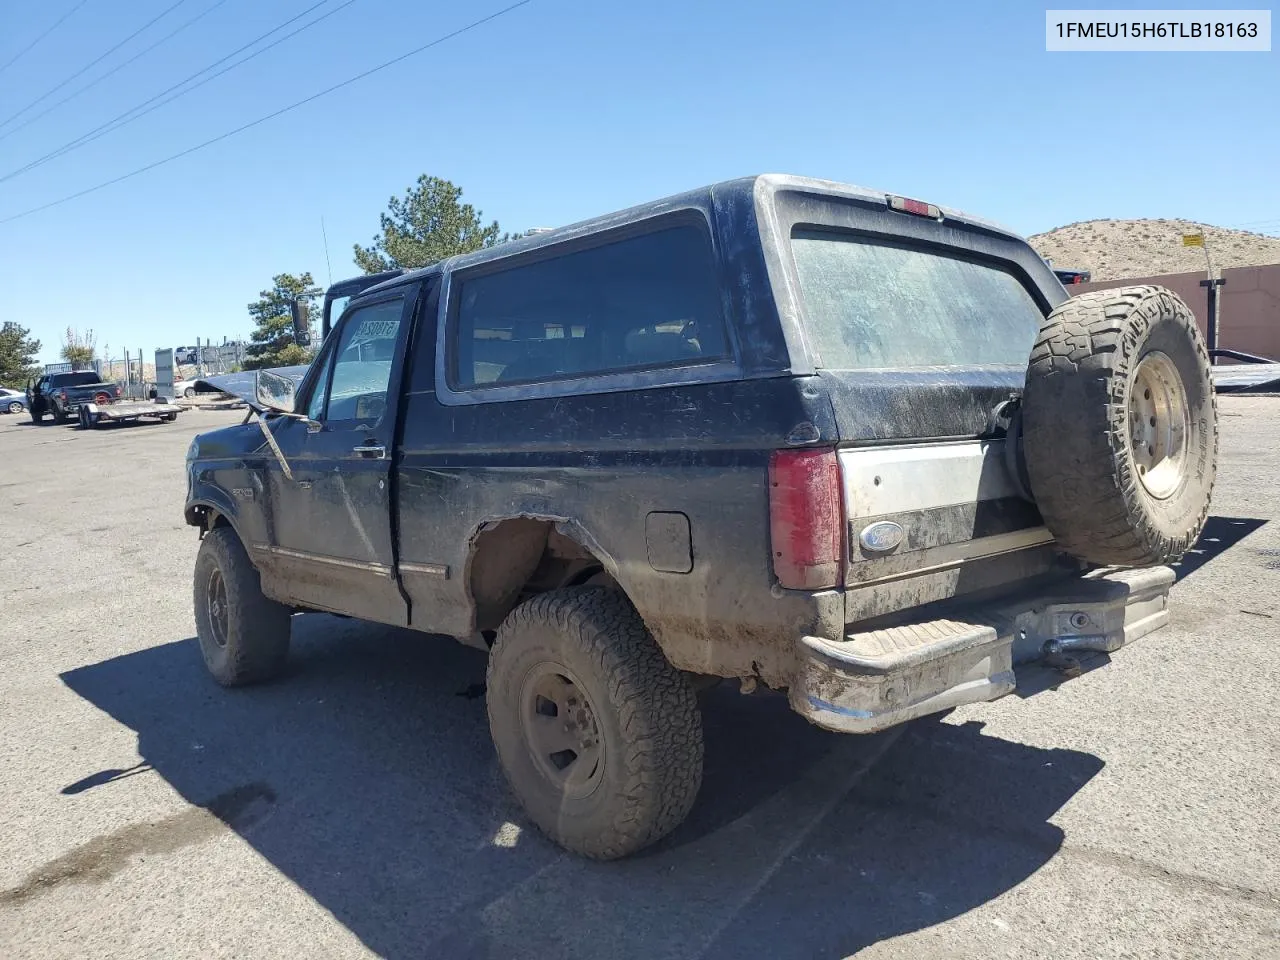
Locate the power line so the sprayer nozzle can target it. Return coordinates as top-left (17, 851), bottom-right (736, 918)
top-left (0, 0), bottom-right (342, 183)
top-left (0, 0), bottom-right (535, 225)
top-left (0, 0), bottom-right (230, 145)
top-left (0, 0), bottom-right (93, 78)
top-left (0, 0), bottom-right (192, 131)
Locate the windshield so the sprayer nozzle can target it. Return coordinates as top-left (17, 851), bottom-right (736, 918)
top-left (790, 230), bottom-right (1043, 370)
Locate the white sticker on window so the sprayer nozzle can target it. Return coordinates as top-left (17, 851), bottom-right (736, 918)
top-left (356, 319), bottom-right (399, 339)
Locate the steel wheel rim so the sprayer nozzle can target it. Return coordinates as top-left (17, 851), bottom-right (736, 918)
top-left (519, 662), bottom-right (604, 799)
top-left (206, 568), bottom-right (229, 648)
top-left (1128, 351), bottom-right (1189, 500)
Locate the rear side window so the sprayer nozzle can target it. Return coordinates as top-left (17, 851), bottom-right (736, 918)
top-left (451, 223), bottom-right (727, 388)
top-left (790, 230), bottom-right (1043, 370)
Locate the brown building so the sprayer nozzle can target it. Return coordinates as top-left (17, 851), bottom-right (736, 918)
top-left (1066, 264), bottom-right (1280, 363)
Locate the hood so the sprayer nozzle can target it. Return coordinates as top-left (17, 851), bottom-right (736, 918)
top-left (190, 365), bottom-right (311, 403)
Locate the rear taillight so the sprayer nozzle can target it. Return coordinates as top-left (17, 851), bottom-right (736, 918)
top-left (768, 448), bottom-right (844, 590)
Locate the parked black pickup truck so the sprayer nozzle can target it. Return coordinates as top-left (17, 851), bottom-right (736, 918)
top-left (185, 175), bottom-right (1216, 859)
top-left (28, 371), bottom-right (121, 424)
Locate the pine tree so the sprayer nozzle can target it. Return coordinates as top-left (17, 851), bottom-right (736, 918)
top-left (354, 175), bottom-right (507, 273)
top-left (0, 322), bottom-right (42, 388)
top-left (243, 273), bottom-right (318, 370)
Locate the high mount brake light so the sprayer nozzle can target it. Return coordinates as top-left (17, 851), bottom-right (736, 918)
top-left (888, 195), bottom-right (942, 219)
top-left (768, 448), bottom-right (845, 590)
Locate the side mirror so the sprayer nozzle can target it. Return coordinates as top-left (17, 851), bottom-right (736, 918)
top-left (290, 299), bottom-right (311, 347)
top-left (255, 369), bottom-right (297, 412)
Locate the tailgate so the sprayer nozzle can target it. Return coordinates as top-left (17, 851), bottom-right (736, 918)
top-left (839, 440), bottom-right (1064, 621)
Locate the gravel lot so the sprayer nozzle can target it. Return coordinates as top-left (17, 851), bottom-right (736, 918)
top-left (1, 399), bottom-right (1278, 960)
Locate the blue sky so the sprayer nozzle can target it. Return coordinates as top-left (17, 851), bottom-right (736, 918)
top-left (0, 0), bottom-right (1275, 364)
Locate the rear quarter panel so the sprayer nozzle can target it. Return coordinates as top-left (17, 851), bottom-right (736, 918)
top-left (395, 376), bottom-right (845, 686)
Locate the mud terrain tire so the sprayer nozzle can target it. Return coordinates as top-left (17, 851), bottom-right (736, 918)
top-left (487, 587), bottom-right (703, 859)
top-left (193, 527), bottom-right (291, 685)
top-left (1022, 285), bottom-right (1217, 566)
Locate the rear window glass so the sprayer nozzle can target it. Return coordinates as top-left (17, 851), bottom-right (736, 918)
top-left (451, 222), bottom-right (728, 388)
top-left (790, 230), bottom-right (1043, 370)
top-left (57, 372), bottom-right (103, 386)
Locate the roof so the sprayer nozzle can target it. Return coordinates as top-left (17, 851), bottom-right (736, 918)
top-left (357, 174), bottom-right (1027, 300)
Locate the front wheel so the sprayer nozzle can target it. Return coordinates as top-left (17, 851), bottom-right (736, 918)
top-left (7, 400), bottom-right (22, 414)
top-left (487, 587), bottom-right (703, 859)
top-left (193, 527), bottom-right (292, 685)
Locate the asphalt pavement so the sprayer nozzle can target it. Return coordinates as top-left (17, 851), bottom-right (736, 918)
top-left (1, 400), bottom-right (1278, 960)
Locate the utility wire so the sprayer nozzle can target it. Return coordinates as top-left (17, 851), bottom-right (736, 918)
top-left (0, 0), bottom-right (93, 78)
top-left (0, 0), bottom-right (534, 225)
top-left (0, 0), bottom-right (192, 131)
top-left (0, 0), bottom-right (230, 144)
top-left (0, 0), bottom-right (341, 183)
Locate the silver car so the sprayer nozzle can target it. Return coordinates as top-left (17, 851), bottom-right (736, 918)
top-left (0, 387), bottom-right (28, 414)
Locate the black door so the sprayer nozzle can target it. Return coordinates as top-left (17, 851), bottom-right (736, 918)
top-left (265, 290), bottom-right (416, 625)
top-left (27, 377), bottom-right (47, 418)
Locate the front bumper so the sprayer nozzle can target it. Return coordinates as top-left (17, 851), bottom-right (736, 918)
top-left (791, 566), bottom-right (1174, 734)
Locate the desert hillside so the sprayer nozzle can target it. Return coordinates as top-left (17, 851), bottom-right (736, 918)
top-left (1029, 219), bottom-right (1280, 281)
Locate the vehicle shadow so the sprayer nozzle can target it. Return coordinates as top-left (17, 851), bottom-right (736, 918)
top-left (1172, 515), bottom-right (1267, 581)
top-left (61, 616), bottom-right (1103, 959)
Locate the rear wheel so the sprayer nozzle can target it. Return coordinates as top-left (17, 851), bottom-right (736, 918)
top-left (1021, 285), bottom-right (1217, 566)
top-left (193, 527), bottom-right (291, 685)
top-left (486, 587), bottom-right (703, 859)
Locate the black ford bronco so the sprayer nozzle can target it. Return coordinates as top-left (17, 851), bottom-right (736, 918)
top-left (185, 175), bottom-right (1216, 858)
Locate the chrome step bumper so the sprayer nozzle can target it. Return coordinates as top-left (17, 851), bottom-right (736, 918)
top-left (791, 566), bottom-right (1174, 734)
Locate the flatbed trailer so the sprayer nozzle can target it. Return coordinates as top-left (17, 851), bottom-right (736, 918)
top-left (78, 399), bottom-right (180, 428)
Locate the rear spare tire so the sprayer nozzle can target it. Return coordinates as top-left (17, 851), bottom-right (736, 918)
top-left (1022, 285), bottom-right (1217, 567)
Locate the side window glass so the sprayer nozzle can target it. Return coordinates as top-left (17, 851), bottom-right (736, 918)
top-left (322, 298), bottom-right (404, 423)
top-left (305, 345), bottom-right (337, 421)
top-left (451, 221), bottom-right (727, 388)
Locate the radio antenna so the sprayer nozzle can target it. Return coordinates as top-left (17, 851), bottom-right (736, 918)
top-left (321, 215), bottom-right (333, 286)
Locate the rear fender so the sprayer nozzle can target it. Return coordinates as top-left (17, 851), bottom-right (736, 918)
top-left (461, 514), bottom-right (626, 631)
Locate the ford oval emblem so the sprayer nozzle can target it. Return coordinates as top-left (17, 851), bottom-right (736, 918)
top-left (859, 520), bottom-right (905, 553)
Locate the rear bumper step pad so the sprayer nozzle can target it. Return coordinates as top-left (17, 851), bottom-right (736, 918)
top-left (792, 565), bottom-right (1174, 734)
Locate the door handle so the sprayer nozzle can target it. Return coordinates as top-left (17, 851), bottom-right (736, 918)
top-left (352, 444), bottom-right (386, 460)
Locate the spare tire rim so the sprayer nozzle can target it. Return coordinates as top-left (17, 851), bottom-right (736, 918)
top-left (1129, 351), bottom-right (1189, 500)
top-left (519, 663), bottom-right (604, 799)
